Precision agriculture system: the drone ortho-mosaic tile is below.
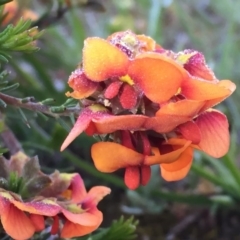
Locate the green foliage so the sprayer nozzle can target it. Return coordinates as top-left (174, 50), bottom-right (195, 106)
top-left (82, 216), bottom-right (138, 240)
top-left (0, 19), bottom-right (44, 62)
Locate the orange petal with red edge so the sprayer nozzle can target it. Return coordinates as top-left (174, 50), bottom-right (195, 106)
top-left (145, 114), bottom-right (190, 133)
top-left (160, 147), bottom-right (193, 181)
top-left (181, 78), bottom-right (236, 101)
top-left (128, 52), bottom-right (188, 103)
top-left (61, 219), bottom-right (101, 238)
top-left (157, 99), bottom-right (205, 118)
top-left (83, 38), bottom-right (129, 81)
top-left (195, 110), bottom-right (230, 158)
top-left (66, 69), bottom-right (98, 99)
top-left (178, 121), bottom-right (201, 144)
top-left (62, 209), bottom-right (100, 226)
top-left (12, 199), bottom-right (60, 216)
top-left (1, 204), bottom-right (35, 239)
top-left (91, 142), bottom-right (143, 172)
top-left (94, 115), bottom-right (148, 134)
top-left (144, 141), bottom-right (192, 165)
top-left (87, 186), bottom-right (111, 205)
top-left (29, 214), bottom-right (45, 232)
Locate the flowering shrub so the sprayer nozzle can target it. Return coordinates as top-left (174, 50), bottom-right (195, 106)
top-left (61, 30), bottom-right (235, 189)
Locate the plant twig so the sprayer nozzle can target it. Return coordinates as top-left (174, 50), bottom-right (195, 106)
top-left (0, 92), bottom-right (80, 118)
top-left (0, 113), bottom-right (22, 155)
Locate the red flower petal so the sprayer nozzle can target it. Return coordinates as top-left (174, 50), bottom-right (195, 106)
top-left (124, 166), bottom-right (140, 190)
top-left (66, 69), bottom-right (98, 99)
top-left (178, 121), bottom-right (201, 144)
top-left (1, 204), bottom-right (35, 239)
top-left (29, 214), bottom-right (45, 232)
top-left (61, 106), bottom-right (110, 151)
top-left (119, 84), bottom-right (138, 109)
top-left (51, 215), bottom-right (59, 235)
top-left (128, 52), bottom-right (188, 103)
top-left (61, 109), bottom-right (91, 151)
top-left (104, 81), bottom-right (122, 99)
top-left (68, 174), bottom-right (87, 203)
top-left (91, 142), bottom-right (143, 172)
top-left (195, 110), bottom-right (230, 158)
top-left (160, 147), bottom-right (193, 181)
top-left (181, 50), bottom-right (216, 81)
top-left (83, 38), bottom-right (129, 81)
top-left (141, 165), bottom-right (151, 186)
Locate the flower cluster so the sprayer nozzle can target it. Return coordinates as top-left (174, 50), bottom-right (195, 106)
top-left (0, 152), bottom-right (110, 239)
top-left (61, 30), bottom-right (235, 190)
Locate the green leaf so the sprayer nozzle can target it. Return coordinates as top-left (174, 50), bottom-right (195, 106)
top-left (0, 0), bottom-right (12, 6)
top-left (91, 216), bottom-right (138, 240)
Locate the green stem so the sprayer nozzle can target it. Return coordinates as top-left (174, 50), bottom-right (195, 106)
top-left (222, 154), bottom-right (240, 189)
top-left (191, 163), bottom-right (240, 199)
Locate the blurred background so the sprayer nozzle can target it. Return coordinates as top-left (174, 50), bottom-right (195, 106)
top-left (1, 0), bottom-right (240, 239)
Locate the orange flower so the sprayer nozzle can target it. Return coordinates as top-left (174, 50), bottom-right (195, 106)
top-left (0, 152), bottom-right (110, 239)
top-left (61, 30), bottom-right (235, 189)
top-left (47, 173), bottom-right (111, 238)
top-left (2, 0), bottom-right (38, 26)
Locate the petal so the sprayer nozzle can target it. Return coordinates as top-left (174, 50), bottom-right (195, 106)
top-left (141, 165), bottom-right (151, 186)
top-left (29, 214), bottom-right (45, 232)
top-left (160, 147), bottom-right (193, 181)
top-left (157, 99), bottom-right (205, 118)
top-left (195, 110), bottom-right (230, 157)
top-left (136, 34), bottom-right (156, 51)
top-left (62, 208), bottom-right (102, 226)
top-left (104, 81), bottom-right (122, 99)
top-left (124, 166), bottom-right (140, 190)
top-left (178, 121), bottom-right (201, 144)
top-left (91, 142), bottom-right (143, 172)
top-left (60, 109), bottom-right (91, 151)
top-left (51, 215), bottom-right (59, 235)
top-left (119, 84), bottom-right (138, 109)
top-left (181, 78), bottom-right (236, 101)
top-left (12, 199), bottom-right (60, 216)
top-left (128, 52), bottom-right (188, 103)
top-left (61, 219), bottom-right (101, 238)
top-left (66, 69), bottom-right (98, 99)
top-left (145, 114), bottom-right (190, 133)
top-left (144, 140), bottom-right (192, 165)
top-left (178, 50), bottom-right (216, 81)
top-left (61, 106), bottom-right (110, 151)
top-left (1, 204), bottom-right (35, 239)
top-left (94, 115), bottom-right (148, 134)
top-left (87, 186), bottom-right (111, 205)
top-left (83, 37), bottom-right (129, 81)
top-left (65, 173), bottom-right (87, 203)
